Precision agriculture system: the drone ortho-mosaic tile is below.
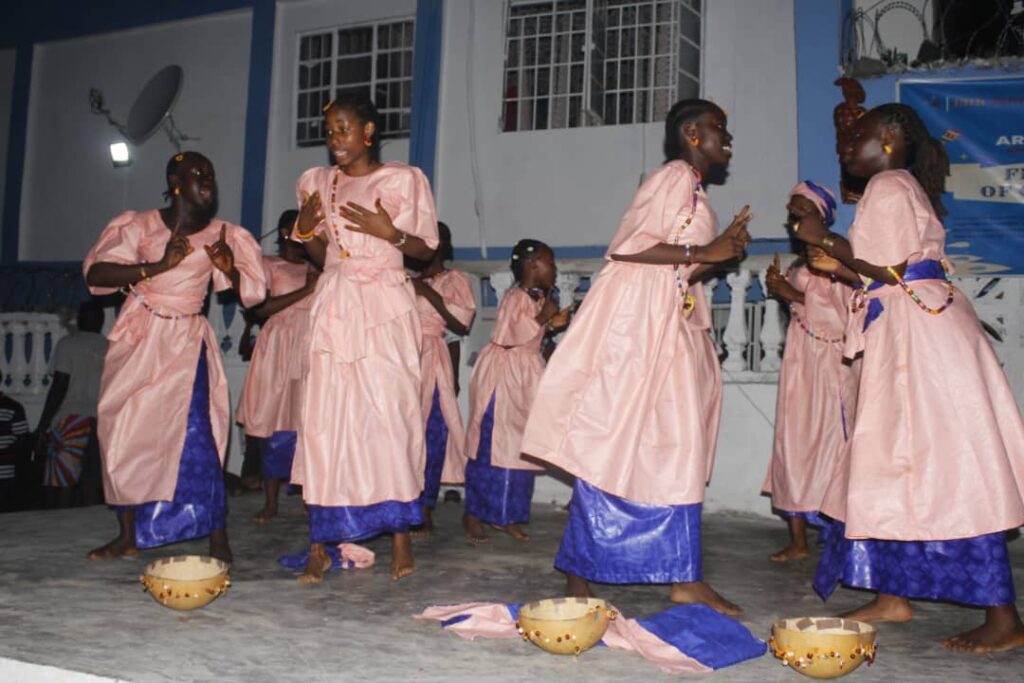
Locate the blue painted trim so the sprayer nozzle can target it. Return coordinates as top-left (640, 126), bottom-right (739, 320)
top-left (409, 0), bottom-right (444, 186)
top-left (1, 44), bottom-right (32, 264)
top-left (239, 0), bottom-right (275, 239)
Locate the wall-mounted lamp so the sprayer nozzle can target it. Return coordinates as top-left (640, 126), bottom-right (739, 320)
top-left (109, 141), bottom-right (131, 167)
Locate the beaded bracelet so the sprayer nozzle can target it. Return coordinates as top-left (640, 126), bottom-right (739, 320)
top-left (885, 260), bottom-right (955, 315)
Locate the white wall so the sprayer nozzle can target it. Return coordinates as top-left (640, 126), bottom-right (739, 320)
top-left (263, 0), bottom-right (416, 238)
top-left (19, 11), bottom-right (253, 261)
top-left (434, 0), bottom-right (799, 254)
top-left (0, 47), bottom-right (15, 261)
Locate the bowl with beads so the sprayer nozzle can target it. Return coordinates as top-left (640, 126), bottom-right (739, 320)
top-left (515, 597), bottom-right (617, 656)
top-left (140, 555), bottom-right (231, 611)
top-left (769, 617), bottom-right (877, 679)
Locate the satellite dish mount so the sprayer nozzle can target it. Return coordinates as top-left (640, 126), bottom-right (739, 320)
top-left (89, 65), bottom-right (198, 152)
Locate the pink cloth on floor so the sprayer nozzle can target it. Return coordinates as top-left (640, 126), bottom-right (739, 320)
top-left (464, 287), bottom-right (546, 471)
top-left (337, 543), bottom-right (375, 569)
top-left (289, 163), bottom-right (439, 506)
top-left (822, 169), bottom-right (1024, 540)
top-left (762, 265), bottom-right (859, 512)
top-left (236, 256), bottom-right (314, 437)
top-left (83, 211), bottom-right (265, 505)
top-left (522, 160), bottom-right (721, 505)
top-left (414, 602), bottom-right (711, 675)
top-left (417, 269), bottom-right (476, 483)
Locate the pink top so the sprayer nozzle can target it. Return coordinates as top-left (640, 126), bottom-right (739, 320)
top-left (290, 162), bottom-right (440, 506)
top-left (236, 256), bottom-right (314, 437)
top-left (83, 211), bottom-right (265, 505)
top-left (523, 160), bottom-right (723, 504)
top-left (762, 265), bottom-right (858, 513)
top-left (822, 170), bottom-right (1024, 540)
top-left (417, 269), bottom-right (476, 483)
top-left (464, 287), bottom-right (546, 471)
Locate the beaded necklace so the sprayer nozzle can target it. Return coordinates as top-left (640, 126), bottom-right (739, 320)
top-left (327, 169), bottom-right (351, 259)
top-left (122, 283), bottom-right (200, 321)
top-left (885, 259), bottom-right (955, 315)
top-left (788, 304), bottom-right (843, 345)
top-left (672, 169), bottom-right (703, 318)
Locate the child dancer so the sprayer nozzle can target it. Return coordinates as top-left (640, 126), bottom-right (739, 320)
top-left (290, 95), bottom-right (438, 583)
top-left (789, 102), bottom-right (1024, 652)
top-left (463, 240), bottom-right (571, 543)
top-left (84, 151), bottom-right (265, 563)
top-left (236, 209), bottom-right (318, 522)
top-left (522, 99), bottom-right (751, 613)
top-left (410, 222), bottom-right (476, 534)
top-left (762, 182), bottom-right (860, 561)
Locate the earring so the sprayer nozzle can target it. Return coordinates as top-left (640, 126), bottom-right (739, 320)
top-left (363, 136), bottom-right (373, 147)
top-left (882, 144), bottom-right (893, 154)
top-left (690, 137), bottom-right (700, 147)
top-left (173, 187), bottom-right (180, 196)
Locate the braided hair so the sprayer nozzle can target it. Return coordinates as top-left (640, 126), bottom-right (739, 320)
top-left (326, 94), bottom-right (382, 164)
top-left (510, 238), bottom-right (551, 283)
top-left (663, 99), bottom-right (724, 163)
top-left (872, 103), bottom-right (950, 216)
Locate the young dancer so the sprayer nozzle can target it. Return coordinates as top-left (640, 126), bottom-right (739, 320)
top-left (289, 95), bottom-right (438, 583)
top-left (236, 209), bottom-right (318, 522)
top-left (789, 103), bottom-right (1024, 653)
top-left (410, 222), bottom-right (476, 534)
top-left (522, 99), bottom-right (751, 613)
top-left (463, 240), bottom-right (571, 543)
top-left (84, 151), bottom-right (265, 563)
top-left (762, 182), bottom-right (859, 561)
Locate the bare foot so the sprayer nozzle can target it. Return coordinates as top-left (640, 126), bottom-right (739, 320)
top-left (253, 505), bottom-right (278, 524)
top-left (670, 581), bottom-right (742, 616)
top-left (241, 474), bottom-right (262, 492)
top-left (840, 593), bottom-right (913, 623)
top-left (208, 529), bottom-right (233, 565)
top-left (770, 543), bottom-right (810, 562)
top-left (942, 606), bottom-right (1024, 653)
top-left (411, 506), bottom-right (434, 538)
top-left (492, 523), bottom-right (530, 541)
top-left (87, 535), bottom-right (138, 560)
top-left (297, 543), bottom-right (331, 585)
top-left (391, 533), bottom-right (416, 581)
top-left (565, 573), bottom-right (595, 598)
top-left (464, 514), bottom-right (489, 544)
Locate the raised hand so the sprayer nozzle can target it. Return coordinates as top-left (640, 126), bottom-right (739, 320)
top-left (699, 206), bottom-right (752, 264)
top-left (806, 245), bottom-right (842, 273)
top-left (294, 191), bottom-right (324, 240)
top-left (204, 223), bottom-right (235, 274)
top-left (159, 224), bottom-right (193, 270)
top-left (549, 304), bottom-right (575, 330)
top-left (339, 198), bottom-right (399, 242)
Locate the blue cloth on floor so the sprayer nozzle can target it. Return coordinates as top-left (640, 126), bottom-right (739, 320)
top-left (259, 431), bottom-right (296, 480)
top-left (277, 544), bottom-right (365, 570)
top-left (307, 499), bottom-right (423, 544)
top-left (813, 520), bottom-right (1016, 607)
top-left (420, 386), bottom-right (447, 508)
top-left (555, 479), bottom-right (702, 584)
top-left (638, 604), bottom-right (767, 669)
top-left (464, 394), bottom-right (535, 526)
top-left (128, 343), bottom-right (226, 549)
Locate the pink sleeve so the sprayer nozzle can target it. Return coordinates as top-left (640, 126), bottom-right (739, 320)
top-left (384, 166), bottom-right (439, 250)
top-left (607, 163), bottom-right (695, 256)
top-left (441, 271), bottom-right (477, 329)
top-left (491, 288), bottom-right (541, 347)
top-left (82, 212), bottom-right (142, 295)
top-left (851, 174), bottom-right (922, 267)
top-left (291, 168), bottom-right (327, 241)
top-left (211, 224), bottom-right (267, 308)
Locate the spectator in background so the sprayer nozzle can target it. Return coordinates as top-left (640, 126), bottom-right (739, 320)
top-left (0, 391), bottom-right (31, 512)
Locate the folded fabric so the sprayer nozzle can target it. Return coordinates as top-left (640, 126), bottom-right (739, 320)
top-left (277, 543), bottom-right (376, 571)
top-left (415, 602), bottom-right (765, 675)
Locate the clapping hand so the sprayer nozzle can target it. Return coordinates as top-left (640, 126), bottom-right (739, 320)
top-left (339, 199), bottom-right (399, 242)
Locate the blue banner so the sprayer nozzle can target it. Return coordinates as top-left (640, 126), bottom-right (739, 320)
top-left (899, 77), bottom-right (1024, 274)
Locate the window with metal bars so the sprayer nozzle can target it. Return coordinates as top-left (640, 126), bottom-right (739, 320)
top-left (295, 19), bottom-right (415, 147)
top-left (501, 0), bottom-right (701, 132)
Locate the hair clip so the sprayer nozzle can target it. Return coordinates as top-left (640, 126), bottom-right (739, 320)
top-left (511, 254), bottom-right (520, 260)
top-left (174, 153), bottom-right (184, 161)
top-left (322, 99), bottom-right (335, 113)
top-left (525, 245), bottom-right (535, 253)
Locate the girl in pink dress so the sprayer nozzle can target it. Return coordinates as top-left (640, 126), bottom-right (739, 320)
top-left (789, 103), bottom-right (1024, 653)
top-left (522, 100), bottom-right (752, 613)
top-left (410, 222), bottom-right (476, 534)
top-left (288, 96), bottom-right (438, 584)
top-left (463, 240), bottom-right (571, 543)
top-left (762, 182), bottom-right (860, 561)
top-left (236, 209), bottom-right (318, 523)
top-left (83, 152), bottom-right (266, 564)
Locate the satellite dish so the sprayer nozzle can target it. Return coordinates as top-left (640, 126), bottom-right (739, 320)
top-left (124, 65), bottom-right (183, 144)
